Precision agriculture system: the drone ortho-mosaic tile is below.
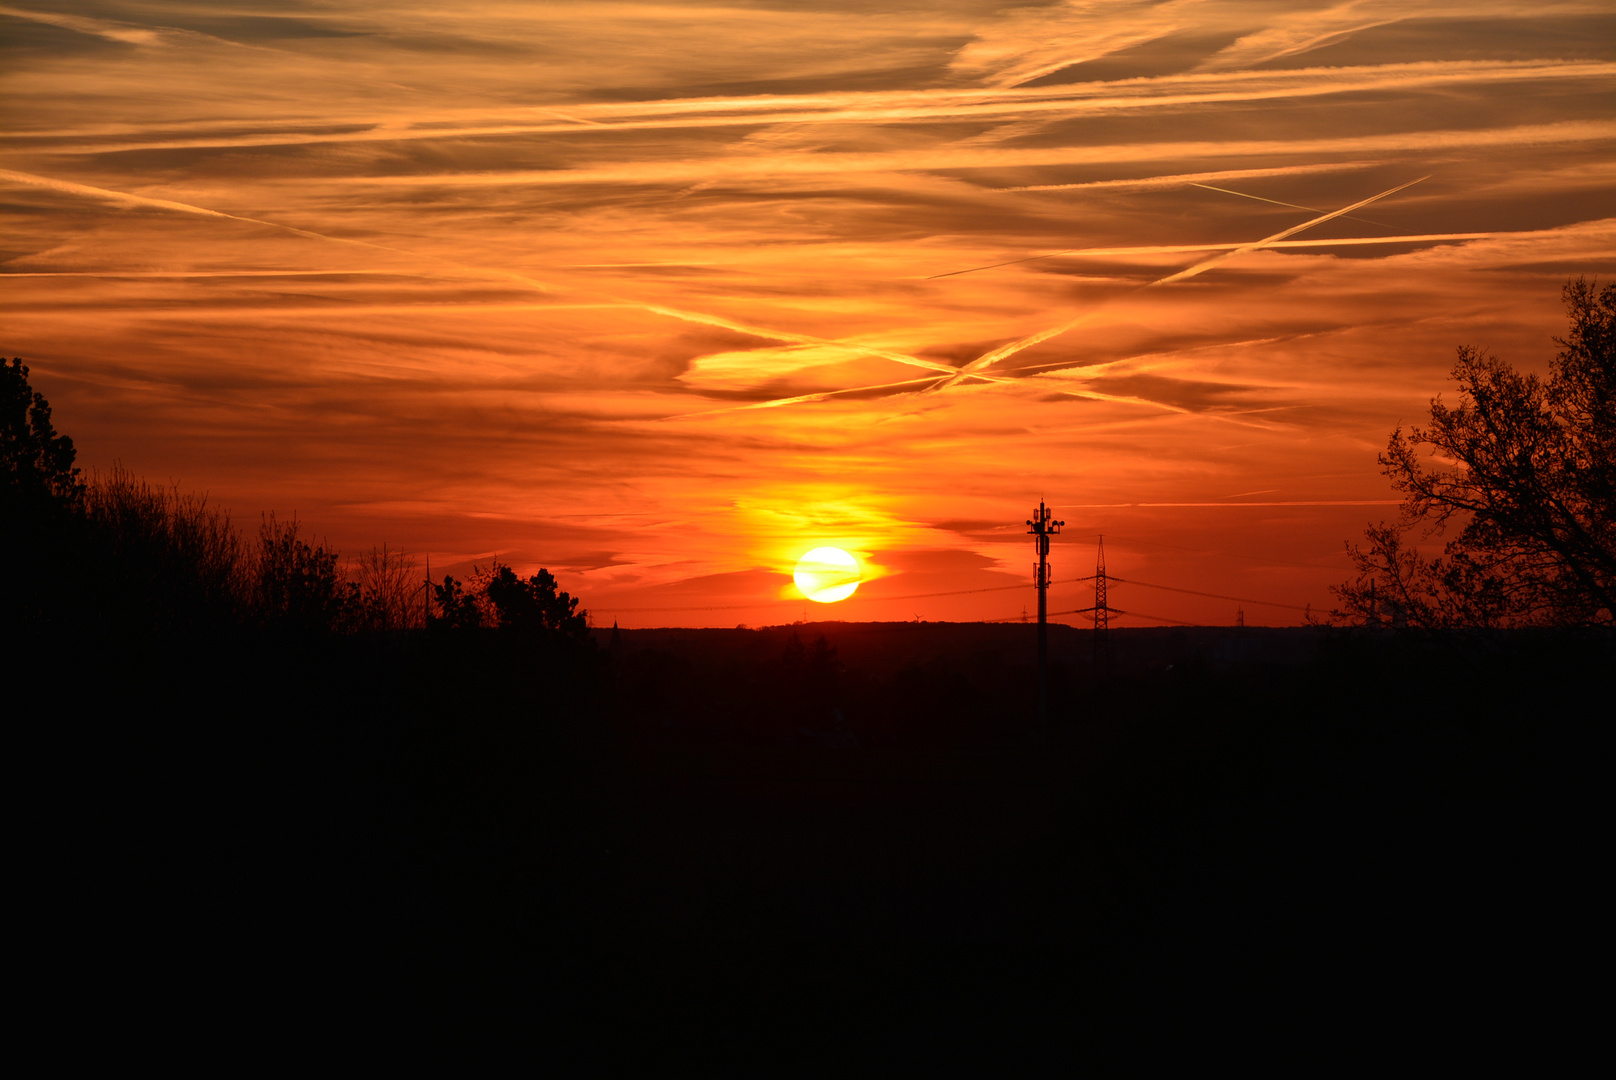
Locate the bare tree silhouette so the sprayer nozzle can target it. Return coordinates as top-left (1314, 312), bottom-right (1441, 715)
top-left (351, 544), bottom-right (422, 632)
top-left (1336, 279), bottom-right (1615, 627)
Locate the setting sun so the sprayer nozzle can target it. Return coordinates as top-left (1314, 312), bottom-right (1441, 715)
top-left (794, 548), bottom-right (861, 604)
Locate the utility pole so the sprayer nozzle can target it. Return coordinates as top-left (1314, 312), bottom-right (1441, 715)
top-left (1027, 499), bottom-right (1064, 740)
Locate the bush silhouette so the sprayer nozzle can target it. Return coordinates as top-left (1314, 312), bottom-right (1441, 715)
top-left (251, 513), bottom-right (357, 634)
top-left (81, 466), bottom-right (248, 634)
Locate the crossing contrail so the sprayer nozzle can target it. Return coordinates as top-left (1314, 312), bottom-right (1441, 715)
top-left (689, 176), bottom-right (1432, 416)
top-left (1186, 182), bottom-right (1397, 229)
top-left (928, 176), bottom-right (1428, 392)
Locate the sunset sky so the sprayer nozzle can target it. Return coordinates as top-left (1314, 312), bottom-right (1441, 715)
top-left (4, 1), bottom-right (1613, 627)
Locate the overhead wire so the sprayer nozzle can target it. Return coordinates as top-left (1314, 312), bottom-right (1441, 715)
top-left (1104, 576), bottom-right (1312, 612)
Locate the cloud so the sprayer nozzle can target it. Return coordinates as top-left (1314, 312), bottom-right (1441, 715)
top-left (0, 3), bottom-right (269, 50)
top-left (323, 120), bottom-right (1614, 189)
top-left (24, 58), bottom-right (1610, 154)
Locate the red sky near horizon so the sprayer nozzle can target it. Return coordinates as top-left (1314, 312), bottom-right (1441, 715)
top-left (4, 1), bottom-right (1613, 628)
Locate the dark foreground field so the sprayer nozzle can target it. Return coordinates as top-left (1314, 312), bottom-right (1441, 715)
top-left (34, 621), bottom-right (1607, 1022)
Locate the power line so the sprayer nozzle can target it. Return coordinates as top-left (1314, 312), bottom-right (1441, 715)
top-left (1076, 531), bottom-right (1350, 572)
top-left (1106, 576), bottom-right (1312, 612)
top-left (992, 605), bottom-right (1200, 627)
top-left (1106, 608), bottom-right (1201, 627)
top-left (857, 583), bottom-right (1026, 601)
top-left (596, 563), bottom-right (1313, 620)
top-left (1052, 606), bottom-right (1200, 627)
top-left (593, 581), bottom-right (1027, 613)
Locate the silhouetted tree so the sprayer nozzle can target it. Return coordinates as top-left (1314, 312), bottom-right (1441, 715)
top-left (1336, 278), bottom-right (1615, 627)
top-left (482, 562), bottom-right (589, 639)
top-left (3, 356), bottom-right (82, 515)
top-left (4, 357), bottom-right (86, 630)
top-left (432, 575), bottom-right (485, 631)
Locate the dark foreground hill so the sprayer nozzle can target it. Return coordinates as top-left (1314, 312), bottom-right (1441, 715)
top-left (27, 618), bottom-right (1608, 1024)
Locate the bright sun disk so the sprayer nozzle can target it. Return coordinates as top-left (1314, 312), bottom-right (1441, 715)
top-left (793, 547), bottom-right (860, 603)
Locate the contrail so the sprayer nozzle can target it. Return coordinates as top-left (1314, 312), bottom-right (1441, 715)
top-left (665, 352), bottom-right (1174, 421)
top-left (1186, 182), bottom-right (1397, 229)
top-left (664, 374), bottom-right (952, 419)
top-left (929, 175), bottom-right (1428, 391)
top-left (1150, 175), bottom-right (1428, 286)
top-left (327, 121), bottom-right (1607, 190)
top-left (0, 167), bottom-right (474, 268)
top-left (33, 60), bottom-right (1614, 155)
top-left (994, 160), bottom-right (1380, 194)
top-left (0, 167), bottom-right (971, 381)
top-left (638, 303), bottom-right (968, 379)
top-left (702, 177), bottom-right (1432, 415)
top-left (927, 248), bottom-right (1093, 280)
top-left (924, 232), bottom-right (1497, 278)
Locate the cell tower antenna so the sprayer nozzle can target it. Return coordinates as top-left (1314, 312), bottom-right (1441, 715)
top-left (1027, 499), bottom-right (1064, 741)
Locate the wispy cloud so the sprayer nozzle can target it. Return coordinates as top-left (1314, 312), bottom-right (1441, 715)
top-left (0, 3), bottom-right (272, 50)
top-left (323, 121), bottom-right (1614, 189)
top-left (19, 59), bottom-right (1610, 154)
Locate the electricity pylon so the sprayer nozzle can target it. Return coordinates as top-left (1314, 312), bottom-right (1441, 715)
top-left (1094, 536), bottom-right (1116, 672)
top-left (1027, 499), bottom-right (1064, 739)
top-left (1074, 535), bottom-right (1115, 676)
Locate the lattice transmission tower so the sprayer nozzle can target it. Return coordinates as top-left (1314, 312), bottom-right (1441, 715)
top-left (1072, 535), bottom-right (1119, 676)
top-left (1092, 535), bottom-right (1112, 672)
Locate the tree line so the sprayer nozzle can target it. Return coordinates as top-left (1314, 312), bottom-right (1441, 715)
top-left (2, 358), bottom-right (586, 644)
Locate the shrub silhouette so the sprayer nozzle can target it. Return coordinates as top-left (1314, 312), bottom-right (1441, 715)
top-left (252, 513), bottom-right (355, 634)
top-left (81, 466), bottom-right (248, 634)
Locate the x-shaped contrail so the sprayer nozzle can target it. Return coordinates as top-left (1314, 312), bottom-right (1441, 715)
top-left (928, 176), bottom-right (1427, 391)
top-left (680, 175), bottom-right (1428, 417)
